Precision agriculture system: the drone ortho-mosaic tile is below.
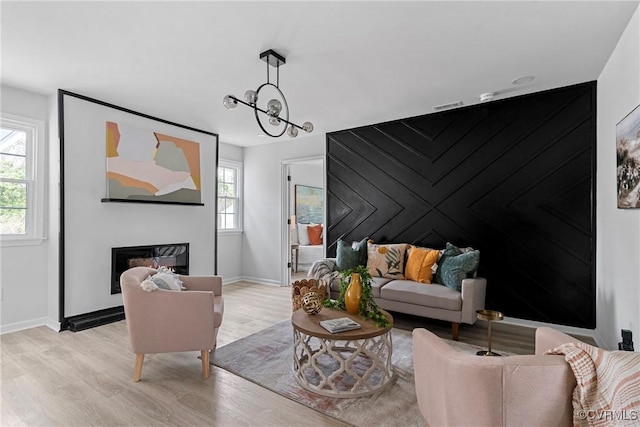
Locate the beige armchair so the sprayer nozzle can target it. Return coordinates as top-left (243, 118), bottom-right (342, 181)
top-left (412, 327), bottom-right (581, 427)
top-left (120, 266), bottom-right (224, 382)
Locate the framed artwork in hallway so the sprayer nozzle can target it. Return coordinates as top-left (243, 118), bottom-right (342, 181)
top-left (617, 104), bottom-right (640, 208)
top-left (295, 185), bottom-right (323, 223)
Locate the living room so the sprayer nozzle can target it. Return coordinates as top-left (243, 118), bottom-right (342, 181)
top-left (1, 1), bottom-right (639, 426)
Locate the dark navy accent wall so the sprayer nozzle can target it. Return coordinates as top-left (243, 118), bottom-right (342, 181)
top-left (326, 81), bottom-right (596, 328)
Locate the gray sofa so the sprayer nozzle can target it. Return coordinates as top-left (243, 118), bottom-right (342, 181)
top-left (308, 258), bottom-right (487, 340)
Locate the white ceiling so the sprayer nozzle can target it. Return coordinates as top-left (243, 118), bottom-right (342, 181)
top-left (1, 1), bottom-right (638, 147)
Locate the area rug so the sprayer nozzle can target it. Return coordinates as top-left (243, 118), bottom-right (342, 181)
top-left (211, 320), bottom-right (512, 427)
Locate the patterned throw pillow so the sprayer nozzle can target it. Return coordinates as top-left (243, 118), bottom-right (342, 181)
top-left (405, 246), bottom-right (441, 284)
top-left (367, 242), bottom-right (409, 279)
top-left (435, 242), bottom-right (480, 291)
top-left (335, 237), bottom-right (368, 271)
top-left (150, 267), bottom-right (184, 291)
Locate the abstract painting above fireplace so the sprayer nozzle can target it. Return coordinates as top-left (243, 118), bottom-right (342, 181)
top-left (105, 121), bottom-right (203, 205)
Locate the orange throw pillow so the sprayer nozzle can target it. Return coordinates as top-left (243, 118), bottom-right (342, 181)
top-left (405, 246), bottom-right (440, 284)
top-left (307, 224), bottom-right (323, 245)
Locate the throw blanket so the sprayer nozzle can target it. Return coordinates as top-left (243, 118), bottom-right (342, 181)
top-left (546, 342), bottom-right (640, 426)
top-left (308, 258), bottom-right (341, 289)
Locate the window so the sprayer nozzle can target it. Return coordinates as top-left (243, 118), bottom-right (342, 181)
top-left (0, 114), bottom-right (45, 245)
top-left (217, 160), bottom-right (242, 232)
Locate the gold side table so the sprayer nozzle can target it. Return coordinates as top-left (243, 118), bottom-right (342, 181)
top-left (476, 309), bottom-right (504, 356)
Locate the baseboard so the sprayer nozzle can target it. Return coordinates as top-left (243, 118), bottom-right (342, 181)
top-left (502, 316), bottom-right (599, 344)
top-left (238, 276), bottom-right (284, 287)
top-left (60, 306), bottom-right (125, 332)
top-left (222, 276), bottom-right (243, 285)
top-left (1, 317), bottom-right (48, 335)
top-left (208, 276), bottom-right (285, 286)
top-left (592, 330), bottom-right (607, 350)
top-left (45, 318), bottom-right (61, 332)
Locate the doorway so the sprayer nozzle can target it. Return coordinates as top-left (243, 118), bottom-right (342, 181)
top-left (281, 156), bottom-right (325, 286)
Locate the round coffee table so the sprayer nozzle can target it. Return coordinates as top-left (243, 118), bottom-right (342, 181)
top-left (291, 307), bottom-right (394, 398)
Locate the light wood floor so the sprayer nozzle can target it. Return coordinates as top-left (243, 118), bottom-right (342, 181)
top-left (1, 282), bottom-right (348, 427)
top-left (1, 281), bottom-right (589, 426)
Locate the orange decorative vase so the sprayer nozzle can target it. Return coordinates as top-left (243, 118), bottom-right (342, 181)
top-left (345, 272), bottom-right (362, 315)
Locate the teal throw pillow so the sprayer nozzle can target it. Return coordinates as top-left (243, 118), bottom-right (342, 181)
top-left (335, 237), bottom-right (368, 271)
top-left (434, 242), bottom-right (463, 285)
top-left (436, 244), bottom-right (480, 292)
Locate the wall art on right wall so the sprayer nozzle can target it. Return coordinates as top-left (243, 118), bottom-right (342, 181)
top-left (617, 104), bottom-right (640, 208)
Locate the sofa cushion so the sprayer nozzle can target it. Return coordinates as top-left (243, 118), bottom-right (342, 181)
top-left (405, 246), bottom-right (441, 284)
top-left (336, 237), bottom-right (368, 271)
top-left (328, 275), bottom-right (391, 298)
top-left (367, 242), bottom-right (409, 279)
top-left (370, 277), bottom-right (393, 298)
top-left (380, 280), bottom-right (462, 311)
top-left (435, 242), bottom-right (480, 291)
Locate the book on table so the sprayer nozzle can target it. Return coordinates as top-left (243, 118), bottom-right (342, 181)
top-left (319, 317), bottom-right (361, 333)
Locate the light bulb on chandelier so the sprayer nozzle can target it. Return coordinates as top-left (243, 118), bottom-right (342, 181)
top-left (267, 99), bottom-right (282, 117)
top-left (223, 95), bottom-right (238, 110)
top-left (244, 90), bottom-right (258, 105)
top-left (269, 117), bottom-right (281, 127)
top-left (223, 49), bottom-right (314, 138)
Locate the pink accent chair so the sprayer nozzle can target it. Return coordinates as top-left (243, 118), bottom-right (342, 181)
top-left (120, 266), bottom-right (224, 382)
top-left (412, 327), bottom-right (582, 426)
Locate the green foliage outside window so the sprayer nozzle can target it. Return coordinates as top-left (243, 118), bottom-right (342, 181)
top-left (217, 165), bottom-right (239, 230)
top-left (0, 128), bottom-right (28, 234)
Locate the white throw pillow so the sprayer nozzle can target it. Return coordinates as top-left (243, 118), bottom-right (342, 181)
top-left (150, 267), bottom-right (184, 291)
top-left (140, 276), bottom-right (158, 292)
top-left (297, 223), bottom-right (310, 245)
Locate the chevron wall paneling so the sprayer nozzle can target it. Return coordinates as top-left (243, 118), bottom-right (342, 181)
top-left (326, 81), bottom-right (596, 328)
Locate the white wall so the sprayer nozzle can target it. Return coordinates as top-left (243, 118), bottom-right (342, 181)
top-left (47, 93), bottom-right (60, 330)
top-left (217, 142), bottom-right (244, 283)
top-left (243, 134), bottom-right (325, 285)
top-left (596, 6), bottom-right (640, 350)
top-left (60, 94), bottom-right (218, 317)
top-left (0, 86), bottom-right (51, 333)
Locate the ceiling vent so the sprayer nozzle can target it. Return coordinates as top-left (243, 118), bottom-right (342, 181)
top-left (433, 101), bottom-right (463, 111)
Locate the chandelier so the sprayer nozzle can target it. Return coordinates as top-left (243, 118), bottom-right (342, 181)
top-left (223, 49), bottom-right (313, 138)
